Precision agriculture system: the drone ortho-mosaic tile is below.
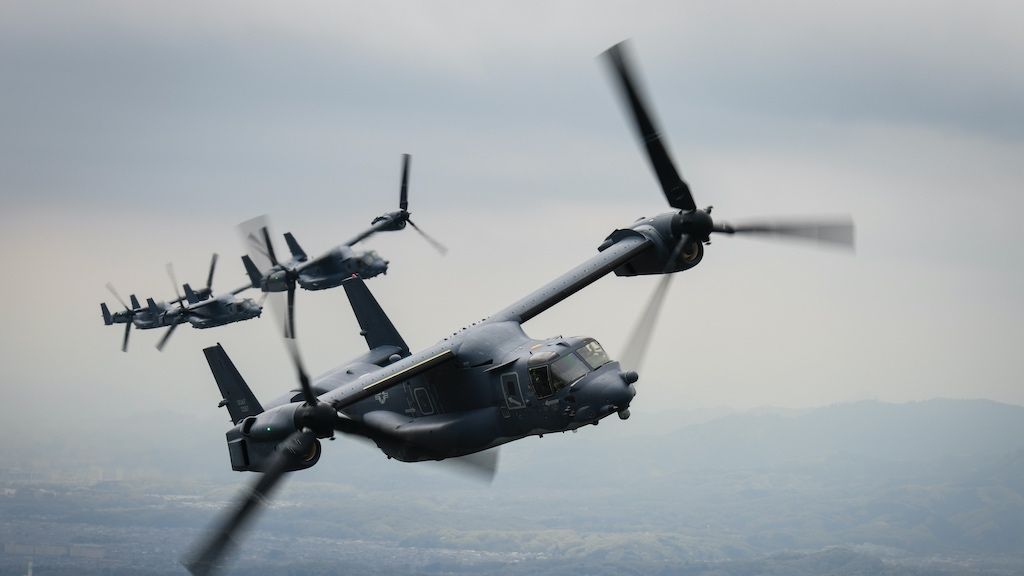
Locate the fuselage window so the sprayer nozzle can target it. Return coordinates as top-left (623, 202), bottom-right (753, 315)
top-left (578, 340), bottom-right (611, 370)
top-left (550, 353), bottom-right (588, 389)
top-left (413, 387), bottom-right (435, 415)
top-left (529, 366), bottom-right (554, 398)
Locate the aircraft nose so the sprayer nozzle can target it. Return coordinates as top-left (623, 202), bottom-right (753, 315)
top-left (573, 370), bottom-right (635, 421)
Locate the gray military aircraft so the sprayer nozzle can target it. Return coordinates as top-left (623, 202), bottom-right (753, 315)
top-left (101, 254), bottom-right (262, 351)
top-left (182, 42), bottom-right (855, 575)
top-left (153, 259), bottom-right (262, 351)
top-left (100, 285), bottom-right (178, 352)
top-left (238, 154), bottom-right (446, 337)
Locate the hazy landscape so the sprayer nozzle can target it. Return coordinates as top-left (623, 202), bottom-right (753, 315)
top-left (3, 398), bottom-right (1022, 575)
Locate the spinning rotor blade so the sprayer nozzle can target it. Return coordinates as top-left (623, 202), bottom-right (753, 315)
top-left (166, 263), bottom-right (184, 304)
top-left (206, 253), bottom-right (218, 290)
top-left (105, 283), bottom-right (130, 311)
top-left (236, 215), bottom-right (277, 273)
top-left (433, 449), bottom-right (499, 484)
top-left (285, 281), bottom-right (297, 341)
top-left (620, 235), bottom-right (691, 373)
top-left (155, 319), bottom-right (183, 351)
top-left (715, 218), bottom-right (855, 249)
top-left (284, 338), bottom-right (317, 405)
top-left (121, 321), bottom-right (132, 353)
top-left (182, 429), bottom-right (316, 576)
top-left (603, 42), bottom-right (696, 211)
top-left (408, 219), bottom-right (448, 255)
top-left (399, 153), bottom-right (410, 211)
top-left (261, 227), bottom-right (279, 267)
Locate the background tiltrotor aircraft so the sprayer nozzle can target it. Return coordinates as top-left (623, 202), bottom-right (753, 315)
top-left (239, 153), bottom-right (446, 338)
top-left (101, 254), bottom-right (261, 351)
top-left (182, 42), bottom-right (854, 576)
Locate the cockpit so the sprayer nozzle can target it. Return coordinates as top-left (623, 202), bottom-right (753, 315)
top-left (361, 250), bottom-right (383, 265)
top-left (528, 339), bottom-right (611, 399)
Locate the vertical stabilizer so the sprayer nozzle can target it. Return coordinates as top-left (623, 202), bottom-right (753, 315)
top-left (204, 344), bottom-right (264, 424)
top-left (101, 303), bottom-right (113, 325)
top-left (342, 276), bottom-right (408, 352)
top-left (284, 232), bottom-right (308, 262)
top-left (184, 284), bottom-right (200, 304)
top-left (241, 255), bottom-right (263, 289)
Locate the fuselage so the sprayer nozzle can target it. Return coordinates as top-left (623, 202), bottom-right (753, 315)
top-left (261, 321), bottom-right (636, 462)
top-left (186, 296), bottom-right (262, 329)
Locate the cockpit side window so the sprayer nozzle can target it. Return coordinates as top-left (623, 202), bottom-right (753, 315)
top-left (577, 340), bottom-right (611, 370)
top-left (529, 366), bottom-right (554, 398)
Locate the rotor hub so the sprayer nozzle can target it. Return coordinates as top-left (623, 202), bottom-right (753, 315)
top-left (671, 209), bottom-right (715, 242)
top-left (294, 402), bottom-right (337, 439)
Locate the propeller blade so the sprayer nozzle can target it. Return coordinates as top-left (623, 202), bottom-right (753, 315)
top-left (121, 321), bottom-right (132, 353)
top-left (435, 449), bottom-right (499, 484)
top-left (620, 235), bottom-right (690, 372)
top-left (155, 319), bottom-right (182, 352)
top-left (407, 219), bottom-right (448, 255)
top-left (285, 280), bottom-right (297, 340)
top-left (181, 429), bottom-right (315, 576)
top-left (284, 339), bottom-right (316, 405)
top-left (166, 263), bottom-right (184, 304)
top-left (206, 253), bottom-right (218, 290)
top-left (332, 415), bottom-right (499, 483)
top-left (603, 42), bottom-right (696, 212)
top-left (237, 215), bottom-right (276, 273)
top-left (261, 227), bottom-right (279, 267)
top-left (399, 153), bottom-right (410, 212)
top-left (716, 218), bottom-right (855, 249)
top-left (105, 282), bottom-right (130, 311)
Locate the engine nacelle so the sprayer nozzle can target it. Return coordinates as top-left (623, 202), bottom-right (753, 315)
top-left (601, 212), bottom-right (703, 277)
top-left (224, 404), bottom-right (322, 472)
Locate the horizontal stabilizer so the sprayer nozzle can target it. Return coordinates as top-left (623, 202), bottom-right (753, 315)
top-left (204, 344), bottom-right (263, 424)
top-left (342, 276), bottom-right (408, 353)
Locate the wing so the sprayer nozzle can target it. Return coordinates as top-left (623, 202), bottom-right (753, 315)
top-left (342, 213), bottom-right (403, 247)
top-left (321, 341), bottom-right (455, 410)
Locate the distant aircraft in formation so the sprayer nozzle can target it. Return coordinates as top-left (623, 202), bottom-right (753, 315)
top-left (99, 154), bottom-right (444, 350)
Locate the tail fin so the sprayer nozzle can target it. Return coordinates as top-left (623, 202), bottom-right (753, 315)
top-left (101, 303), bottom-right (113, 325)
top-left (203, 344), bottom-right (264, 424)
top-left (342, 276), bottom-right (408, 352)
top-left (147, 298), bottom-right (161, 315)
top-left (184, 284), bottom-right (200, 304)
top-left (129, 294), bottom-right (141, 310)
top-left (284, 232), bottom-right (308, 262)
top-left (241, 255), bottom-right (263, 289)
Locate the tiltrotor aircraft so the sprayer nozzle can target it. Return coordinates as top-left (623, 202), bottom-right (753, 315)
top-left (239, 153), bottom-right (446, 337)
top-left (182, 42), bottom-right (854, 574)
top-left (100, 285), bottom-right (178, 352)
top-left (101, 254), bottom-right (261, 351)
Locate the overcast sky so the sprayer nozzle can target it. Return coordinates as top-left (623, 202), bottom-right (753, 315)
top-left (1, 1), bottom-right (1023, 453)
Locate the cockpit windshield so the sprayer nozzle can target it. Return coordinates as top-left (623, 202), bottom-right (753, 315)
top-left (577, 339), bottom-right (610, 370)
top-left (527, 339), bottom-right (612, 399)
top-left (551, 353), bottom-right (588, 386)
